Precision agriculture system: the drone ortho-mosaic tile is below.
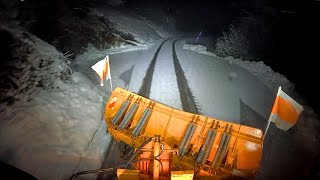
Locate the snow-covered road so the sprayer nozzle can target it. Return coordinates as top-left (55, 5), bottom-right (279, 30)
top-left (95, 38), bottom-right (273, 129)
top-left (175, 40), bottom-right (274, 128)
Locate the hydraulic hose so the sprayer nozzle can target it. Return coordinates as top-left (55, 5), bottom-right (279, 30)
top-left (119, 103), bottom-right (138, 129)
top-left (134, 109), bottom-right (152, 136)
top-left (69, 168), bottom-right (114, 180)
top-left (112, 100), bottom-right (130, 125)
top-left (201, 128), bottom-right (217, 164)
top-left (180, 124), bottom-right (197, 156)
top-left (214, 133), bottom-right (231, 170)
top-left (196, 129), bottom-right (213, 163)
top-left (178, 123), bottom-right (194, 155)
top-left (211, 132), bottom-right (227, 168)
top-left (132, 109), bottom-right (149, 135)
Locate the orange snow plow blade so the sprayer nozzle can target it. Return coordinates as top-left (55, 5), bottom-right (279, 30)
top-left (104, 87), bottom-right (263, 179)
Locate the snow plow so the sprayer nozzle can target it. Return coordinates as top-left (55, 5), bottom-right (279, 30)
top-left (104, 87), bottom-right (263, 180)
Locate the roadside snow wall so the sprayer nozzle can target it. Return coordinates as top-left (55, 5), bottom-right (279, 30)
top-left (0, 24), bottom-right (110, 179)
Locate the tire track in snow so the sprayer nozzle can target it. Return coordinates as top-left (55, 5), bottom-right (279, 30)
top-left (172, 39), bottom-right (200, 114)
top-left (149, 39), bottom-right (182, 109)
top-left (138, 39), bottom-right (169, 98)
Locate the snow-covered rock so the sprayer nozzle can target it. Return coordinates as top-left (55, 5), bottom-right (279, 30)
top-left (0, 24), bottom-right (110, 179)
top-left (0, 24), bottom-right (71, 111)
top-left (183, 44), bottom-right (207, 51)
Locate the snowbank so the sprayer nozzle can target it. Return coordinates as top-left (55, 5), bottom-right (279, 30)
top-left (92, 7), bottom-right (171, 44)
top-left (182, 44), bottom-right (217, 57)
top-left (0, 24), bottom-right (111, 179)
top-left (72, 43), bottom-right (152, 73)
top-left (0, 72), bottom-right (109, 179)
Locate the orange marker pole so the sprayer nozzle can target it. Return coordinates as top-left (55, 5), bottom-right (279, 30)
top-left (153, 135), bottom-right (161, 180)
top-left (264, 86), bottom-right (281, 138)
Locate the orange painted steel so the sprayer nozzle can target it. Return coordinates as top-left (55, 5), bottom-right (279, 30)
top-left (117, 169), bottom-right (140, 180)
top-left (104, 87), bottom-right (264, 179)
top-left (153, 135), bottom-right (161, 179)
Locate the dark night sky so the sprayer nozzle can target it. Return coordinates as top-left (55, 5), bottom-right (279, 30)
top-left (127, 0), bottom-right (235, 32)
top-left (125, 0), bottom-right (305, 34)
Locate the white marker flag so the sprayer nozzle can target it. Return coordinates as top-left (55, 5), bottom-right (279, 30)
top-left (264, 86), bottom-right (303, 137)
top-left (91, 55), bottom-right (112, 91)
